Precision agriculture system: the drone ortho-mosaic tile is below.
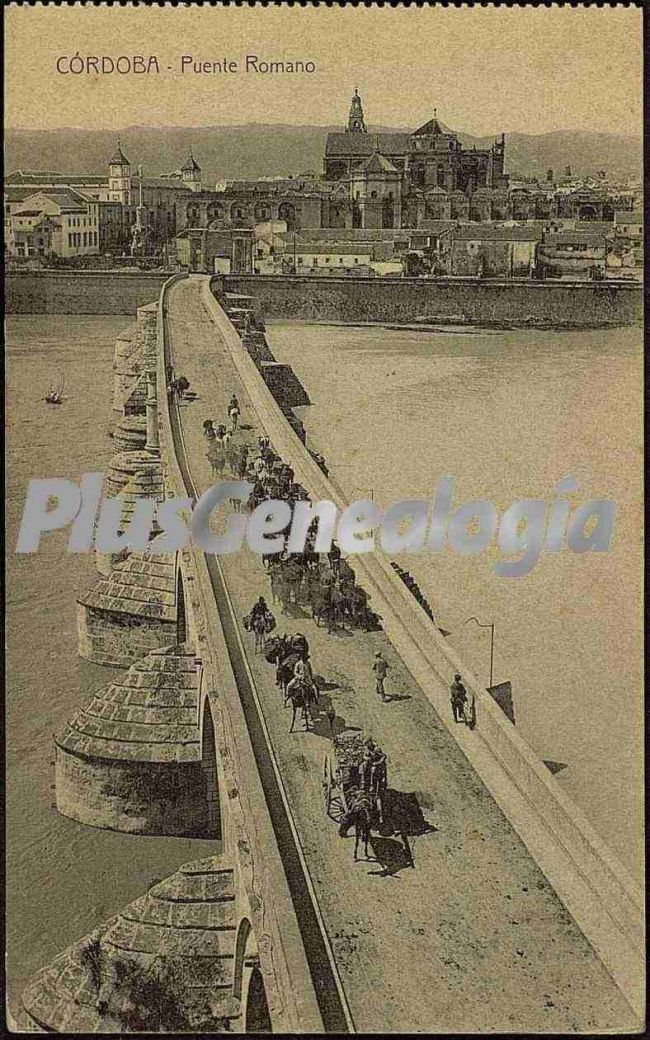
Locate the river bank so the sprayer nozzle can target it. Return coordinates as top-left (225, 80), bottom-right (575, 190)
top-left (6, 269), bottom-right (643, 326)
top-left (221, 273), bottom-right (642, 328)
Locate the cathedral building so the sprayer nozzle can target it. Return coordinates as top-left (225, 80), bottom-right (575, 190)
top-left (322, 89), bottom-right (509, 229)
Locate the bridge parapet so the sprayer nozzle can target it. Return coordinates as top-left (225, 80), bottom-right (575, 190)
top-left (155, 274), bottom-right (328, 1034)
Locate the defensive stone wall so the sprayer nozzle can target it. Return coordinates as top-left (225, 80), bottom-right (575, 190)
top-left (5, 270), bottom-right (171, 314)
top-left (204, 276), bottom-right (644, 1019)
top-left (220, 274), bottom-right (642, 327)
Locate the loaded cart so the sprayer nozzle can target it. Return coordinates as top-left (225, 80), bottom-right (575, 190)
top-left (323, 731), bottom-right (386, 821)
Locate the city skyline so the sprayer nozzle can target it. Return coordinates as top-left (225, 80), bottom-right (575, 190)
top-left (5, 5), bottom-right (643, 136)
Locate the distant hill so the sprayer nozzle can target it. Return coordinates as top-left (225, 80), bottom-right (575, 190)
top-left (4, 124), bottom-right (641, 185)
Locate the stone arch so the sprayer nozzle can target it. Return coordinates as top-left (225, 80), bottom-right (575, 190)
top-left (201, 697), bottom-right (222, 839)
top-left (579, 204), bottom-right (598, 221)
top-left (232, 917), bottom-right (253, 1001)
top-left (234, 923), bottom-right (271, 1033)
top-left (278, 202), bottom-right (296, 231)
top-left (245, 965), bottom-right (272, 1033)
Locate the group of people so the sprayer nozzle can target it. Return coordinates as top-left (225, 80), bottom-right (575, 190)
top-left (202, 394), bottom-right (245, 479)
top-left (167, 374), bottom-right (191, 401)
top-left (247, 603), bottom-right (321, 732)
top-left (391, 562), bottom-right (436, 625)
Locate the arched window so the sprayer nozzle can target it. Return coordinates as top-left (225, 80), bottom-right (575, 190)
top-left (186, 203), bottom-right (200, 227)
top-left (206, 202), bottom-right (224, 224)
top-left (230, 201), bottom-right (248, 222)
top-left (278, 202), bottom-right (296, 231)
top-left (254, 202), bottom-right (271, 222)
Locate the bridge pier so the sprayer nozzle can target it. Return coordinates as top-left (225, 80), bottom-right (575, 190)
top-left (111, 302), bottom-right (157, 432)
top-left (112, 413), bottom-right (147, 453)
top-left (55, 643), bottom-right (213, 836)
top-left (20, 856), bottom-right (246, 1032)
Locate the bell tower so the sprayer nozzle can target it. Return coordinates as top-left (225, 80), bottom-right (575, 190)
top-left (347, 87), bottom-right (367, 133)
top-left (181, 151), bottom-right (202, 192)
top-left (108, 141), bottom-right (132, 204)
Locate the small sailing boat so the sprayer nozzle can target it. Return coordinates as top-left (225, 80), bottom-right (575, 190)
top-left (45, 372), bottom-right (65, 405)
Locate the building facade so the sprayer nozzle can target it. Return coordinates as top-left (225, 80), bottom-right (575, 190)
top-left (5, 97), bottom-right (638, 261)
top-left (7, 189), bottom-right (100, 258)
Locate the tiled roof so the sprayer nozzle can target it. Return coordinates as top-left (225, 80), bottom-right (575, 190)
top-left (109, 143), bottom-right (130, 165)
top-left (77, 550), bottom-right (176, 621)
top-left (614, 211), bottom-right (642, 224)
top-left (15, 190), bottom-right (87, 213)
top-left (414, 117), bottom-right (448, 137)
top-left (293, 227), bottom-right (414, 241)
top-left (452, 224), bottom-right (543, 242)
top-left (56, 644), bottom-right (200, 762)
top-left (181, 154), bottom-right (201, 172)
top-left (141, 176), bottom-right (187, 190)
top-left (356, 151), bottom-right (399, 174)
top-left (542, 231), bottom-right (606, 248)
top-left (21, 856), bottom-right (241, 1032)
top-left (295, 241), bottom-right (372, 255)
top-left (5, 171), bottom-right (106, 185)
top-left (326, 131), bottom-right (411, 157)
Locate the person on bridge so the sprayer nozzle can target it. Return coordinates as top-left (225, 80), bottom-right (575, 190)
top-left (450, 673), bottom-right (467, 723)
top-left (286, 654), bottom-right (318, 707)
top-left (249, 596), bottom-right (268, 620)
top-left (252, 455), bottom-right (268, 482)
top-left (373, 651), bottom-right (389, 702)
top-left (228, 394), bottom-right (241, 431)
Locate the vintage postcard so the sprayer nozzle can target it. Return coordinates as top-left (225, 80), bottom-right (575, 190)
top-left (4, 2), bottom-right (644, 1034)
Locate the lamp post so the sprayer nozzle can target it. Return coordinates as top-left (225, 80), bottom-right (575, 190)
top-left (465, 616), bottom-right (495, 689)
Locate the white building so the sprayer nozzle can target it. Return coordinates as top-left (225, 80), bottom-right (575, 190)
top-left (7, 189), bottom-right (100, 258)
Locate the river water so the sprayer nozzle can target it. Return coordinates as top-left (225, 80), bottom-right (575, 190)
top-left (267, 320), bottom-right (644, 884)
top-left (5, 315), bottom-right (218, 1013)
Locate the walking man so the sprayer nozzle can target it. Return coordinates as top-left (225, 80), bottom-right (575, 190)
top-left (450, 672), bottom-right (467, 723)
top-left (228, 394), bottom-right (241, 431)
top-left (373, 651), bottom-right (389, 702)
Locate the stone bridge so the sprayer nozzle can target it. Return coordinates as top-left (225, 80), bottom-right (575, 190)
top-left (19, 276), bottom-right (644, 1033)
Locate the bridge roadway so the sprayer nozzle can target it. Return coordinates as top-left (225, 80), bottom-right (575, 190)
top-left (166, 277), bottom-right (638, 1034)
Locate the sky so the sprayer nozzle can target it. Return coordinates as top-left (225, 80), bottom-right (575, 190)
top-left (4, 4), bottom-right (643, 136)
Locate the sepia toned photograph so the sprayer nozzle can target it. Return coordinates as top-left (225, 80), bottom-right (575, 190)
top-left (4, 2), bottom-right (644, 1034)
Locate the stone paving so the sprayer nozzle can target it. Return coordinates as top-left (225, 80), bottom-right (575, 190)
top-left (166, 278), bottom-right (640, 1034)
